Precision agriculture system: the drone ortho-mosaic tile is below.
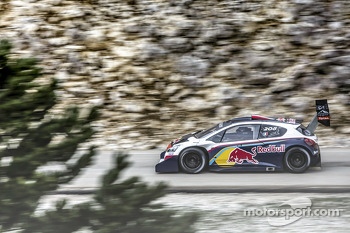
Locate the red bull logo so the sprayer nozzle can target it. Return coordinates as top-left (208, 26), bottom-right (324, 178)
top-left (227, 147), bottom-right (258, 164)
top-left (257, 144), bottom-right (285, 153)
top-left (211, 144), bottom-right (285, 166)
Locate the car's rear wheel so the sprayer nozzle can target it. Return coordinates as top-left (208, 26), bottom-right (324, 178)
top-left (284, 147), bottom-right (310, 173)
top-left (179, 148), bottom-right (207, 174)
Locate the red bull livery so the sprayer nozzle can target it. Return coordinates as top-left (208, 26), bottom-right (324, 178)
top-left (227, 148), bottom-right (258, 164)
top-left (155, 100), bottom-right (330, 174)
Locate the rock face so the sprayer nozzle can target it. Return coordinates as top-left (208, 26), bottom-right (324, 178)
top-left (0, 0), bottom-right (349, 149)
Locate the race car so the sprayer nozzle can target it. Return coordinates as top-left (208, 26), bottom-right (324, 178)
top-left (155, 99), bottom-right (330, 174)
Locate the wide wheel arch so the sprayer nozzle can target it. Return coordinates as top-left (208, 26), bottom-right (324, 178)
top-left (178, 147), bottom-right (209, 174)
top-left (283, 146), bottom-right (311, 173)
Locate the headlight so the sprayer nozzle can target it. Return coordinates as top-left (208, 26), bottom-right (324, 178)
top-left (167, 145), bottom-right (180, 152)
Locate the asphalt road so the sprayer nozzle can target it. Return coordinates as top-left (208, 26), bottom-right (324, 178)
top-left (59, 147), bottom-right (350, 193)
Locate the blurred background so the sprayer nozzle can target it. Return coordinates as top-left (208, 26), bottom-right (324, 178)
top-left (1, 0), bottom-right (349, 150)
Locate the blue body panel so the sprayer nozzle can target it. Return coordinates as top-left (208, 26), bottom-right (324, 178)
top-left (155, 155), bottom-right (179, 173)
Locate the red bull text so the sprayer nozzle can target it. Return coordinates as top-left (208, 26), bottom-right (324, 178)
top-left (257, 144), bottom-right (285, 153)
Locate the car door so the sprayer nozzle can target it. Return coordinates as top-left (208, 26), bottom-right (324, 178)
top-left (207, 124), bottom-right (262, 168)
top-left (256, 124), bottom-right (288, 168)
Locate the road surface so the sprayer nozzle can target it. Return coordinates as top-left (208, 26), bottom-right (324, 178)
top-left (59, 147), bottom-right (350, 193)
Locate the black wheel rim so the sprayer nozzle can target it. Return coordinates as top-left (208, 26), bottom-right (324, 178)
top-left (184, 153), bottom-right (202, 169)
top-left (288, 152), bottom-right (306, 168)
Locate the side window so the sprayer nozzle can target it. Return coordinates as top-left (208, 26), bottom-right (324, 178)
top-left (221, 125), bottom-right (259, 142)
top-left (259, 125), bottom-right (287, 138)
top-left (207, 131), bottom-right (224, 143)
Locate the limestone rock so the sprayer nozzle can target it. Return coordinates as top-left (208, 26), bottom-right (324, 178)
top-left (1, 0), bottom-right (350, 149)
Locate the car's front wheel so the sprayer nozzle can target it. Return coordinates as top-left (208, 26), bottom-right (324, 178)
top-left (284, 147), bottom-right (310, 173)
top-left (179, 148), bottom-right (207, 174)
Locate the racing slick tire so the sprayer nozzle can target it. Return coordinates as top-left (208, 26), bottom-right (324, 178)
top-left (179, 147), bottom-right (207, 174)
top-left (284, 147), bottom-right (311, 173)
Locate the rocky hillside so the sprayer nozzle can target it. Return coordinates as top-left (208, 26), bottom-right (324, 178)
top-left (0, 0), bottom-right (349, 149)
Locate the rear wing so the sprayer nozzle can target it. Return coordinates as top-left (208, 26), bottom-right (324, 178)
top-left (306, 99), bottom-right (330, 134)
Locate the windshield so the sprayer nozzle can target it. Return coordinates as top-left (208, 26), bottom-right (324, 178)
top-left (194, 120), bottom-right (231, 138)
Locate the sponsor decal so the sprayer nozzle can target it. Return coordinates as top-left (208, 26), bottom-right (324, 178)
top-left (276, 118), bottom-right (296, 124)
top-left (209, 147), bottom-right (237, 165)
top-left (227, 147), bottom-right (258, 164)
top-left (262, 126), bottom-right (278, 131)
top-left (211, 144), bottom-right (285, 166)
top-left (257, 144), bottom-right (285, 153)
top-left (316, 99), bottom-right (330, 126)
top-left (317, 116), bottom-right (330, 120)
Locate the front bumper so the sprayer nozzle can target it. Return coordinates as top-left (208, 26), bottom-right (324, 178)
top-left (155, 151), bottom-right (179, 173)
